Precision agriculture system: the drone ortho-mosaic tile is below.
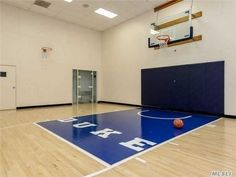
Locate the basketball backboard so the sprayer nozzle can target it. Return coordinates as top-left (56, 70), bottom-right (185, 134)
top-left (148, 10), bottom-right (193, 48)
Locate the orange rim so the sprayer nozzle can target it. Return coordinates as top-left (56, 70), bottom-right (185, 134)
top-left (156, 35), bottom-right (170, 42)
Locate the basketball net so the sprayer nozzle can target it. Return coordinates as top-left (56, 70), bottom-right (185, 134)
top-left (157, 35), bottom-right (170, 49)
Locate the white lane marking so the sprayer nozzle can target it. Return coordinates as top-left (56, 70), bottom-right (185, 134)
top-left (84, 167), bottom-right (111, 177)
top-left (206, 124), bottom-right (216, 128)
top-left (33, 123), bottom-right (111, 168)
top-left (168, 142), bottom-right (179, 146)
top-left (85, 118), bottom-right (223, 177)
top-left (35, 108), bottom-right (138, 125)
top-left (137, 110), bottom-right (192, 120)
top-left (135, 157), bottom-right (147, 164)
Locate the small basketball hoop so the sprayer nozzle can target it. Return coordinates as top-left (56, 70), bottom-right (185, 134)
top-left (157, 35), bottom-right (170, 48)
top-left (41, 47), bottom-right (52, 59)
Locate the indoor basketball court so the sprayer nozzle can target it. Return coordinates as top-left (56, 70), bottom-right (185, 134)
top-left (0, 0), bottom-right (236, 177)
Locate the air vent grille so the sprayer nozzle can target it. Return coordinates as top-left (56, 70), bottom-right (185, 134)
top-left (34, 0), bottom-right (51, 8)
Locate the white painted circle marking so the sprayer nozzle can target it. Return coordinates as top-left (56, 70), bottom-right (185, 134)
top-left (137, 110), bottom-right (192, 120)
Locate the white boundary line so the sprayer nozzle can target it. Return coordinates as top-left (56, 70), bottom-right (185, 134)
top-left (35, 107), bottom-right (138, 125)
top-left (33, 123), bottom-right (111, 167)
top-left (33, 109), bottom-right (222, 177)
top-left (135, 157), bottom-right (147, 164)
top-left (168, 142), bottom-right (179, 146)
top-left (33, 108), bottom-right (141, 168)
top-left (85, 118), bottom-right (223, 177)
top-left (206, 124), bottom-right (217, 128)
top-left (1, 108), bottom-right (135, 130)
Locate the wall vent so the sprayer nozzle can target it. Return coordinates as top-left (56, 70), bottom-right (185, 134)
top-left (34, 0), bottom-right (51, 8)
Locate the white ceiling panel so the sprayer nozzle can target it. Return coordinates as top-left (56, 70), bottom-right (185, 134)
top-left (1, 0), bottom-right (34, 9)
top-left (1, 0), bottom-right (167, 31)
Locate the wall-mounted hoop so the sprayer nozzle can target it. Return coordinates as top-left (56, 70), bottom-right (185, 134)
top-left (149, 0), bottom-right (202, 49)
top-left (41, 47), bottom-right (52, 59)
top-left (41, 47), bottom-right (52, 52)
top-left (157, 35), bottom-right (170, 48)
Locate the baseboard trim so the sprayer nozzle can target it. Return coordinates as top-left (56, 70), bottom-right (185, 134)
top-left (98, 101), bottom-right (236, 119)
top-left (97, 101), bottom-right (140, 107)
top-left (17, 103), bottom-right (72, 109)
top-left (223, 114), bottom-right (236, 119)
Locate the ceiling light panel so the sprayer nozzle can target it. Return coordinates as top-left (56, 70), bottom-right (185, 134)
top-left (95, 8), bottom-right (118, 19)
top-left (64, 0), bottom-right (73, 3)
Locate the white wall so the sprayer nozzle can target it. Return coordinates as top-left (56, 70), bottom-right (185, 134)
top-left (101, 1), bottom-right (236, 115)
top-left (0, 3), bottom-right (102, 107)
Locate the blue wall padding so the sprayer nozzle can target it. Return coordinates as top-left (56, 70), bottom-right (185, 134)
top-left (141, 61), bottom-right (224, 114)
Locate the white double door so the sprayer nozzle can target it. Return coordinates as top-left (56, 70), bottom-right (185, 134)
top-left (0, 65), bottom-right (16, 110)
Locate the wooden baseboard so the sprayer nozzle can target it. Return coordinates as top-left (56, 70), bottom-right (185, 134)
top-left (97, 101), bottom-right (140, 107)
top-left (17, 103), bottom-right (72, 109)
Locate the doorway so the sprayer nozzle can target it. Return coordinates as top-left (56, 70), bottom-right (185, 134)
top-left (0, 65), bottom-right (16, 110)
top-left (73, 69), bottom-right (97, 104)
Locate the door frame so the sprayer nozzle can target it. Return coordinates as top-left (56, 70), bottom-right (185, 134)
top-left (72, 69), bottom-right (97, 104)
top-left (0, 64), bottom-right (17, 110)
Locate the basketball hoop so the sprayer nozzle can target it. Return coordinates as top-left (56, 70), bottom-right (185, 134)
top-left (41, 47), bottom-right (52, 59)
top-left (157, 35), bottom-right (170, 48)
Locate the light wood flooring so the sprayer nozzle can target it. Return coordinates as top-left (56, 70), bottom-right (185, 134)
top-left (0, 103), bottom-right (236, 177)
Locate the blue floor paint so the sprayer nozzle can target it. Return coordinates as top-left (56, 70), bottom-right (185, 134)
top-left (37, 108), bottom-right (219, 165)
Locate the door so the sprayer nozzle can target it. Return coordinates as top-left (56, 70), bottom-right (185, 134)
top-left (78, 70), bottom-right (92, 103)
top-left (0, 65), bottom-right (16, 110)
top-left (72, 70), bottom-right (97, 104)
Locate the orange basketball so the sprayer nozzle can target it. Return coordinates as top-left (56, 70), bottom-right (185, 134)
top-left (173, 119), bottom-right (184, 129)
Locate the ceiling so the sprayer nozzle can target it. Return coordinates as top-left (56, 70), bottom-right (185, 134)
top-left (1, 0), bottom-right (166, 31)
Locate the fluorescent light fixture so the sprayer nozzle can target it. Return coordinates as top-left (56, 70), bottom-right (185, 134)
top-left (95, 8), bottom-right (117, 18)
top-left (64, 0), bottom-right (73, 3)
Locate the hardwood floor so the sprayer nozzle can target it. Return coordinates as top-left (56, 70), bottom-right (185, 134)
top-left (0, 104), bottom-right (134, 177)
top-left (0, 104), bottom-right (134, 129)
top-left (1, 104), bottom-right (236, 177)
top-left (96, 119), bottom-right (236, 177)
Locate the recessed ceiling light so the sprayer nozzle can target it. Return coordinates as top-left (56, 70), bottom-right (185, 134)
top-left (64, 0), bottom-right (73, 3)
top-left (95, 8), bottom-right (118, 19)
